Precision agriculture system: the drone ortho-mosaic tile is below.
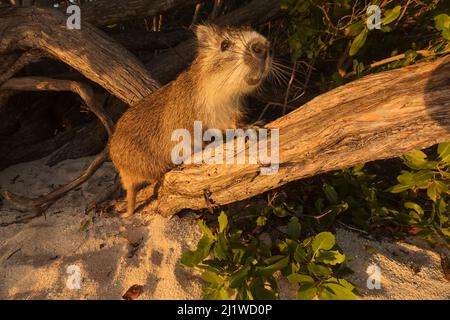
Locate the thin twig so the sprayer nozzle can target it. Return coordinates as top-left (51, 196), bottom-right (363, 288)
top-left (344, 48), bottom-right (450, 78)
top-left (282, 60), bottom-right (297, 115)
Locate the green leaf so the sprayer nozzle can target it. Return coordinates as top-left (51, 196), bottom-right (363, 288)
top-left (181, 236), bottom-right (213, 267)
top-left (229, 266), bottom-right (250, 289)
top-left (394, 170), bottom-right (435, 190)
top-left (349, 28), bottom-right (368, 56)
top-left (388, 184), bottom-right (411, 193)
top-left (323, 183), bottom-right (339, 204)
top-left (287, 217), bottom-right (301, 240)
top-left (218, 211), bottom-right (228, 233)
top-left (204, 287), bottom-right (230, 300)
top-left (294, 245), bottom-right (308, 263)
top-left (442, 28), bottom-right (450, 40)
top-left (312, 232), bottom-right (335, 253)
top-left (319, 282), bottom-right (357, 300)
top-left (198, 220), bottom-right (215, 240)
top-left (438, 142), bottom-right (450, 162)
top-left (277, 241), bottom-right (289, 254)
top-left (404, 202), bottom-right (424, 215)
top-left (201, 270), bottom-right (223, 285)
top-left (381, 6), bottom-right (401, 25)
top-left (273, 206), bottom-right (290, 217)
top-left (315, 198), bottom-right (325, 212)
top-left (316, 250), bottom-right (346, 265)
top-left (434, 14), bottom-right (450, 31)
top-left (264, 255), bottom-right (285, 265)
top-left (232, 248), bottom-right (246, 265)
top-left (287, 273), bottom-right (315, 284)
top-left (251, 285), bottom-right (277, 300)
top-left (331, 278), bottom-right (355, 291)
top-left (345, 21), bottom-right (364, 37)
top-left (402, 150), bottom-right (437, 170)
top-left (256, 216), bottom-right (268, 227)
top-left (297, 283), bottom-right (317, 300)
top-left (307, 263), bottom-right (332, 278)
top-left (256, 256), bottom-right (290, 277)
top-left (427, 181), bottom-right (448, 202)
top-left (215, 233), bottom-right (229, 261)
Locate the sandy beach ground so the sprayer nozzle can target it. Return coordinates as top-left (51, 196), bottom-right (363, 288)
top-left (0, 156), bottom-right (449, 300)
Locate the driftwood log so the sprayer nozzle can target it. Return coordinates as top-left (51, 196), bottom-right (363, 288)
top-left (147, 56), bottom-right (450, 216)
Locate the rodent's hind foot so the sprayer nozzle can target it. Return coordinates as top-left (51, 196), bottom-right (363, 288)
top-left (119, 210), bottom-right (134, 218)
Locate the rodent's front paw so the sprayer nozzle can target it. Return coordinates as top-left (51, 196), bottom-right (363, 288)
top-left (246, 120), bottom-right (266, 130)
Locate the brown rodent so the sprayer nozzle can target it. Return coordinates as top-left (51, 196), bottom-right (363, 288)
top-left (109, 24), bottom-right (272, 217)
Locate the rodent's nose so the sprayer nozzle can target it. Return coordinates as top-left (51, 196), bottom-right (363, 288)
top-left (251, 41), bottom-right (268, 60)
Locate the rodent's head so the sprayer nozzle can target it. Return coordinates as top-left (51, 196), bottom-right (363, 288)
top-left (194, 24), bottom-right (272, 95)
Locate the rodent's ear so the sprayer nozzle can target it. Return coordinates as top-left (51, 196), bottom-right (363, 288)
top-left (195, 24), bottom-right (215, 44)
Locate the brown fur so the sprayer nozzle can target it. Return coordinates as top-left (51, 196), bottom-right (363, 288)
top-left (109, 24), bottom-right (272, 217)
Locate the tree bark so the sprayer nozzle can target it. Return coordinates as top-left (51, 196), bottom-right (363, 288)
top-left (145, 56), bottom-right (450, 216)
top-left (0, 6), bottom-right (160, 105)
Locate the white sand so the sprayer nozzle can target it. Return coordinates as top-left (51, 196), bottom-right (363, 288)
top-left (0, 156), bottom-right (449, 300)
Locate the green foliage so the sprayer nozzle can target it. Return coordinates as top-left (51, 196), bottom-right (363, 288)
top-left (279, 0), bottom-right (449, 91)
top-left (181, 143), bottom-right (449, 300)
top-left (308, 143), bottom-right (449, 244)
top-left (181, 212), bottom-right (355, 300)
top-left (434, 14), bottom-right (450, 40)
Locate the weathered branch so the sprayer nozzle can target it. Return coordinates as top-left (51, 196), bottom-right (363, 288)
top-left (0, 7), bottom-right (159, 105)
top-left (146, 56), bottom-right (450, 216)
top-left (1, 77), bottom-right (112, 211)
top-left (0, 50), bottom-right (43, 84)
top-left (0, 77), bottom-right (114, 135)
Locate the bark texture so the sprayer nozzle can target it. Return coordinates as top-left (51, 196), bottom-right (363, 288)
top-left (0, 6), bottom-right (160, 105)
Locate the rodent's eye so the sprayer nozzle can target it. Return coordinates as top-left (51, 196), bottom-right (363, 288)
top-left (221, 40), bottom-right (231, 51)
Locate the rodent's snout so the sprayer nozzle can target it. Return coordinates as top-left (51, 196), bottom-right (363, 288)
top-left (243, 37), bottom-right (272, 87)
top-left (250, 41), bottom-right (270, 60)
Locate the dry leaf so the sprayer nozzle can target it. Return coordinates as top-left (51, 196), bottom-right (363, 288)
top-left (122, 284), bottom-right (143, 300)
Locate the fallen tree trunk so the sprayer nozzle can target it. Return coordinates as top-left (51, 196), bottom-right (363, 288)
top-left (147, 56), bottom-right (450, 216)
